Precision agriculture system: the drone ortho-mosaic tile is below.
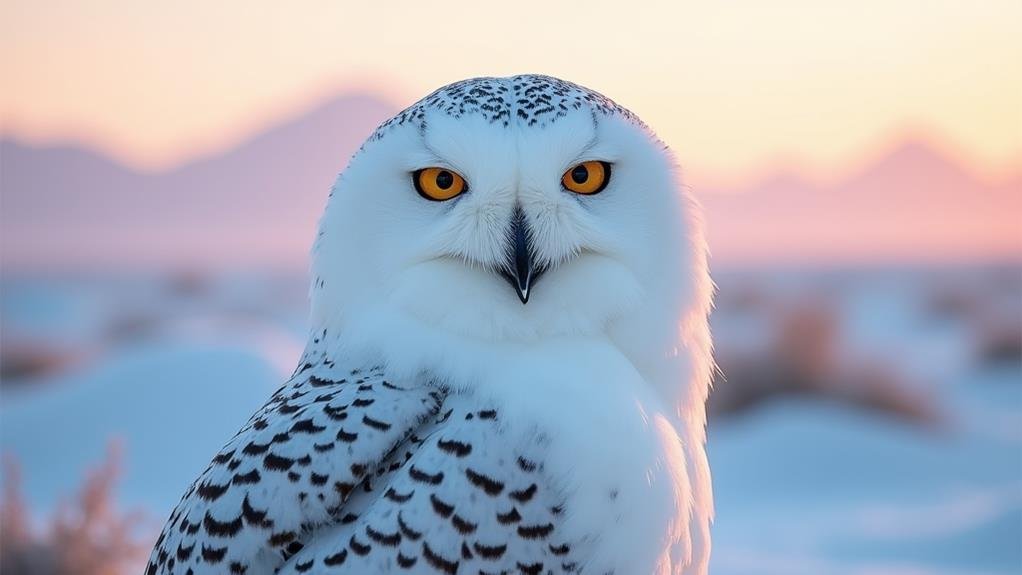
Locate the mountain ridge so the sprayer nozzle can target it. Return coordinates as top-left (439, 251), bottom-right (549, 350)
top-left (2, 92), bottom-right (1018, 270)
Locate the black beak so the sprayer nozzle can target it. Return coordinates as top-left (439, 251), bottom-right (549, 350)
top-left (500, 207), bottom-right (545, 304)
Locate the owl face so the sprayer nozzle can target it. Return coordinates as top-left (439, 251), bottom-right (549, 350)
top-left (313, 76), bottom-right (703, 347)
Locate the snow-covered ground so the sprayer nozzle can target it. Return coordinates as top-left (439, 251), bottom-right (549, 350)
top-left (1, 265), bottom-right (1019, 574)
top-left (710, 369), bottom-right (1020, 574)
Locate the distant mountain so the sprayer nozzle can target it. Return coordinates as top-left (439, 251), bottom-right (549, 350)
top-left (2, 98), bottom-right (1019, 270)
top-left (1, 93), bottom-right (397, 269)
top-left (699, 140), bottom-right (1022, 265)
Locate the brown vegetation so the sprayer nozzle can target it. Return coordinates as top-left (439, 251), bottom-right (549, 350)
top-left (0, 444), bottom-right (147, 575)
top-left (709, 297), bottom-right (942, 426)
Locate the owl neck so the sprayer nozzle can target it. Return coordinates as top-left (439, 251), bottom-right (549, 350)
top-left (306, 294), bottom-right (711, 425)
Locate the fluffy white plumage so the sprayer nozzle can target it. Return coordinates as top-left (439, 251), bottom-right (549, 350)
top-left (147, 75), bottom-right (714, 575)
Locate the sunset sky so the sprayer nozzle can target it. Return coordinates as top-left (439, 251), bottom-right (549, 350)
top-left (2, 0), bottom-right (1020, 187)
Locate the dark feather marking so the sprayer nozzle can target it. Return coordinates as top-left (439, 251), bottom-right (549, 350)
top-left (385, 487), bottom-right (414, 503)
top-left (241, 494), bottom-right (271, 527)
top-left (466, 468), bottom-right (504, 496)
top-left (473, 541), bottom-right (508, 559)
top-left (269, 530), bottom-right (296, 546)
top-left (200, 544), bottom-right (227, 564)
top-left (497, 507), bottom-right (522, 524)
top-left (451, 512), bottom-right (478, 534)
top-left (517, 456), bottom-right (537, 472)
top-left (212, 450), bottom-right (235, 465)
top-left (196, 481), bottom-right (229, 501)
top-left (323, 549), bottom-right (348, 566)
top-left (517, 522), bottom-right (555, 539)
top-left (430, 493), bottom-right (454, 518)
top-left (365, 524), bottom-right (401, 546)
top-left (308, 375), bottom-right (335, 388)
top-left (422, 541), bottom-right (459, 574)
top-left (263, 453), bottom-right (295, 471)
top-left (397, 552), bottom-right (417, 568)
top-left (362, 414), bottom-right (392, 431)
top-left (175, 542), bottom-right (195, 561)
top-left (518, 561), bottom-right (544, 575)
top-left (233, 469), bottom-right (261, 484)
top-left (437, 438), bottom-right (472, 457)
top-left (409, 465), bottom-right (444, 485)
top-left (509, 483), bottom-right (538, 503)
top-left (335, 481), bottom-right (355, 499)
top-left (397, 511), bottom-right (422, 540)
top-left (550, 542), bottom-right (571, 555)
top-left (349, 534), bottom-right (372, 556)
top-left (242, 441), bottom-right (271, 456)
top-left (203, 510), bottom-right (243, 537)
top-left (290, 418), bottom-right (326, 434)
top-left (323, 404), bottom-right (348, 421)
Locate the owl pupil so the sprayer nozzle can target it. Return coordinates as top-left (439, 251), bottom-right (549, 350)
top-left (435, 170), bottom-right (454, 190)
top-left (571, 165), bottom-right (589, 184)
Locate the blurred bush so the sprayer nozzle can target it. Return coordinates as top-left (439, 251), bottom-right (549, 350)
top-left (709, 285), bottom-right (942, 426)
top-left (0, 444), bottom-right (146, 575)
top-left (925, 269), bottom-right (1022, 367)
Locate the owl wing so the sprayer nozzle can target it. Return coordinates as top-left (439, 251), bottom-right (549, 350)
top-left (145, 360), bottom-right (443, 575)
top-left (275, 399), bottom-right (579, 575)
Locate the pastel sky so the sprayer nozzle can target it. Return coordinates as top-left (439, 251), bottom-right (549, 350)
top-left (2, 0), bottom-right (1020, 186)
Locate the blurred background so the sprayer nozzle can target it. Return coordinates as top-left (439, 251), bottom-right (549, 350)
top-left (1, 1), bottom-right (1019, 574)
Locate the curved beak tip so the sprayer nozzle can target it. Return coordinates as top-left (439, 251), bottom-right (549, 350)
top-left (503, 207), bottom-right (540, 305)
top-left (515, 282), bottom-right (531, 305)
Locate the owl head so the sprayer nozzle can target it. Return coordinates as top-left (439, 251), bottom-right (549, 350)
top-left (310, 75), bottom-right (711, 403)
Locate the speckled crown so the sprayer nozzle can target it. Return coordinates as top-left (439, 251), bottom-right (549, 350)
top-left (368, 74), bottom-right (641, 143)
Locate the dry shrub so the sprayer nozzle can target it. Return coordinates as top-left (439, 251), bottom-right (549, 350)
top-left (925, 271), bottom-right (1022, 368)
top-left (979, 324), bottom-right (1022, 366)
top-left (1, 444), bottom-right (147, 575)
top-left (0, 341), bottom-right (84, 384)
top-left (710, 299), bottom-right (941, 426)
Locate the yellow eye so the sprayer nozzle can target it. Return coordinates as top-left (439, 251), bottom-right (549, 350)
top-left (414, 167), bottom-right (467, 201)
top-left (561, 161), bottom-right (611, 195)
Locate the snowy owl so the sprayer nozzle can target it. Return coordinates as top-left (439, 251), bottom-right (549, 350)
top-left (147, 75), bottom-right (715, 575)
